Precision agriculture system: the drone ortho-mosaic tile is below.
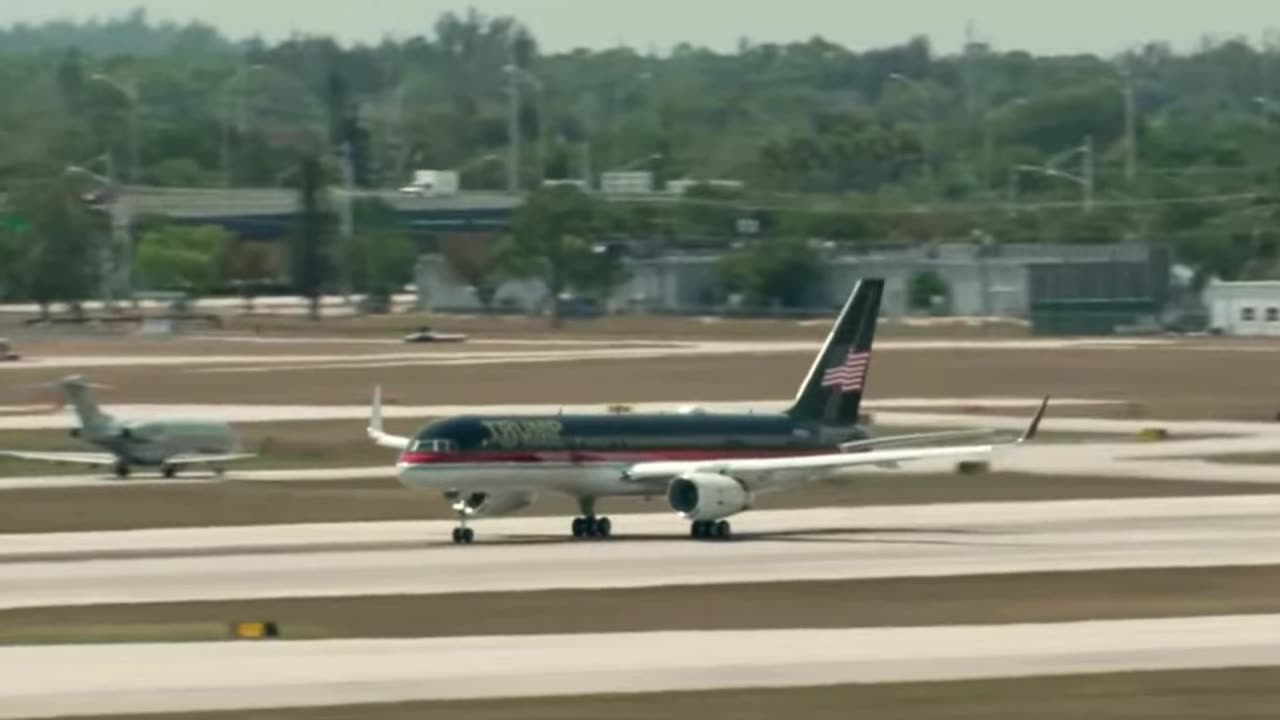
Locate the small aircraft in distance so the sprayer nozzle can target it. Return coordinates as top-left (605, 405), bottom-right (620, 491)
top-left (0, 375), bottom-right (255, 479)
top-left (368, 278), bottom-right (1050, 544)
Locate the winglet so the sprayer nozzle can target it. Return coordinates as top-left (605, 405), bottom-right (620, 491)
top-left (366, 386), bottom-right (412, 451)
top-left (370, 385), bottom-right (384, 434)
top-left (1019, 395), bottom-right (1050, 444)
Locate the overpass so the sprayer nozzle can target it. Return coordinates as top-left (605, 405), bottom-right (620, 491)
top-left (121, 187), bottom-right (524, 239)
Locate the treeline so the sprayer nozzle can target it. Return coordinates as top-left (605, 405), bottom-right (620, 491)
top-left (2, 8), bottom-right (1280, 294)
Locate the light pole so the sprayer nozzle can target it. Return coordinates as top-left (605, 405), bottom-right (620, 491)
top-left (66, 157), bottom-right (132, 308)
top-left (221, 63), bottom-right (266, 187)
top-left (503, 64), bottom-right (543, 193)
top-left (89, 74), bottom-right (139, 185)
top-left (888, 73), bottom-right (936, 200)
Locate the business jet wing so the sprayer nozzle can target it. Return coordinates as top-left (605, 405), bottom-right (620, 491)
top-left (624, 396), bottom-right (1048, 486)
top-left (0, 449), bottom-right (122, 466)
top-left (164, 453), bottom-right (257, 466)
top-left (367, 386), bottom-right (412, 450)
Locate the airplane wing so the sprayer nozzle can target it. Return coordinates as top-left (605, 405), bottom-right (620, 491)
top-left (164, 453), bottom-right (257, 466)
top-left (367, 386), bottom-right (412, 451)
top-left (623, 396), bottom-right (1049, 487)
top-left (836, 428), bottom-right (1003, 453)
top-left (0, 450), bottom-right (122, 466)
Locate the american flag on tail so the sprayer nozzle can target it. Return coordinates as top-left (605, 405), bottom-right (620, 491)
top-left (822, 348), bottom-right (871, 393)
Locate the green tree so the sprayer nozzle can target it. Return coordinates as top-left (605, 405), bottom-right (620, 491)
top-left (9, 179), bottom-right (100, 319)
top-left (347, 231), bottom-right (415, 309)
top-left (440, 235), bottom-right (499, 309)
top-left (719, 236), bottom-right (824, 309)
top-left (495, 186), bottom-right (622, 327)
top-left (908, 270), bottom-right (950, 312)
top-left (290, 153), bottom-right (335, 320)
top-left (134, 224), bottom-right (233, 295)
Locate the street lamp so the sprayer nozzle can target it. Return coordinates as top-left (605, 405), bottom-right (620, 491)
top-left (89, 74), bottom-right (139, 185)
top-left (1009, 135), bottom-right (1095, 213)
top-left (66, 157), bottom-right (131, 308)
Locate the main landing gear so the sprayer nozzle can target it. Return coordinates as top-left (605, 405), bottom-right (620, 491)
top-left (691, 520), bottom-right (732, 541)
top-left (571, 497), bottom-right (613, 540)
top-left (113, 461), bottom-right (131, 480)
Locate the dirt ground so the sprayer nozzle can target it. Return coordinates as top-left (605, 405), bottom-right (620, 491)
top-left (82, 668), bottom-right (1280, 720)
top-left (4, 343), bottom-right (1280, 420)
top-left (1, 308), bottom-right (1032, 340)
top-left (6, 565), bottom-right (1280, 646)
top-left (2, 474), bottom-right (1272, 534)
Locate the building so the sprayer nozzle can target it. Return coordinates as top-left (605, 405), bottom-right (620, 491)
top-left (1203, 280), bottom-right (1280, 336)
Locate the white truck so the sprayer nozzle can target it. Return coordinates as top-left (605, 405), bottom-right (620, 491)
top-left (400, 169), bottom-right (460, 197)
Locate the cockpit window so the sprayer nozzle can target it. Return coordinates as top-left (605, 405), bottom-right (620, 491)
top-left (410, 439), bottom-right (458, 453)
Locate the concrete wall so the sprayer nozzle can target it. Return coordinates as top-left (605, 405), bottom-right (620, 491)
top-left (415, 241), bottom-right (1164, 319)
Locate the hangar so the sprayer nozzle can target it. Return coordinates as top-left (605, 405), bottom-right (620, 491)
top-left (1204, 279), bottom-right (1280, 336)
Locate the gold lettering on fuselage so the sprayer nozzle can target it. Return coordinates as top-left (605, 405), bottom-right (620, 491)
top-left (481, 419), bottom-right (564, 448)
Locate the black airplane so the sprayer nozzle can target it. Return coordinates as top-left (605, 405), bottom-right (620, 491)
top-left (368, 278), bottom-right (1048, 544)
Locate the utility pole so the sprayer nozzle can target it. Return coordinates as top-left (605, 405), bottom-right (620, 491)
top-left (339, 136), bottom-right (355, 302)
top-left (1082, 134), bottom-right (1095, 213)
top-left (506, 67), bottom-right (521, 194)
top-left (1122, 67), bottom-right (1137, 183)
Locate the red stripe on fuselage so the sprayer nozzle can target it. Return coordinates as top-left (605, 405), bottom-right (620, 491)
top-left (398, 448), bottom-right (835, 466)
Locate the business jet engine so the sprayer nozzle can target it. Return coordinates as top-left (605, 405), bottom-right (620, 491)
top-left (450, 490), bottom-right (537, 518)
top-left (666, 473), bottom-right (752, 521)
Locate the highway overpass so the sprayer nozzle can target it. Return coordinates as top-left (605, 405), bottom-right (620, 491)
top-left (122, 187), bottom-right (524, 239)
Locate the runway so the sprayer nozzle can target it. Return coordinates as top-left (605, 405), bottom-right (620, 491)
top-left (0, 395), bottom-right (1108, 430)
top-left (6, 614), bottom-right (1280, 718)
top-left (7, 496), bottom-right (1280, 609)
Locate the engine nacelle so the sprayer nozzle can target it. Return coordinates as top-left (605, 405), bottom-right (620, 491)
top-left (451, 491), bottom-right (537, 518)
top-left (666, 473), bottom-right (752, 521)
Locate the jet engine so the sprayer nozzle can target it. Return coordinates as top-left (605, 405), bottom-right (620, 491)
top-left (451, 491), bottom-right (537, 518)
top-left (666, 473), bottom-right (752, 521)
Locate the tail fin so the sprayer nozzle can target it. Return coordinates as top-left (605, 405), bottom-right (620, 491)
top-left (59, 375), bottom-right (113, 431)
top-left (786, 278), bottom-right (884, 426)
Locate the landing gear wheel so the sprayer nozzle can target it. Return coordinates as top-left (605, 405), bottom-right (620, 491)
top-left (113, 462), bottom-right (130, 480)
top-left (714, 520), bottom-right (732, 540)
top-left (690, 520), bottom-right (731, 541)
top-left (162, 465), bottom-right (177, 479)
top-left (573, 516), bottom-right (613, 539)
top-left (451, 527), bottom-right (474, 545)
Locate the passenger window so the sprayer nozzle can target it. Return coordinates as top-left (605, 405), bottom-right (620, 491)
top-left (1242, 307), bottom-right (1257, 322)
top-left (1267, 308), bottom-right (1279, 322)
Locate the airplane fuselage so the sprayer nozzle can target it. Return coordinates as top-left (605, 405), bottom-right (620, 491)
top-left (396, 412), bottom-right (868, 496)
top-left (81, 419), bottom-right (239, 466)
